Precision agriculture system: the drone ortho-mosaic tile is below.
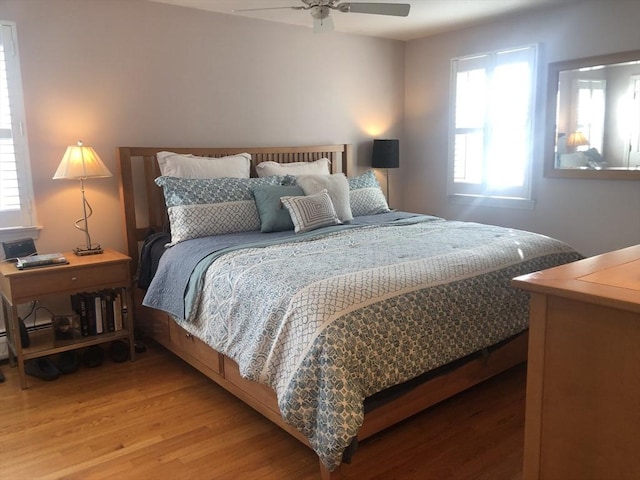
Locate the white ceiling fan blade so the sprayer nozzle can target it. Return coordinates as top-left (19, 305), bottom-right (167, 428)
top-left (337, 2), bottom-right (411, 17)
top-left (233, 6), bottom-right (306, 13)
top-left (313, 14), bottom-right (335, 33)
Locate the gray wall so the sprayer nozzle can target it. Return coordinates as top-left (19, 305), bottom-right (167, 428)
top-left (404, 1), bottom-right (640, 256)
top-left (0, 0), bottom-right (405, 254)
top-left (1, 0), bottom-right (639, 257)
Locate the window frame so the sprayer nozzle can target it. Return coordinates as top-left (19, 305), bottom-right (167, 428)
top-left (447, 44), bottom-right (538, 209)
top-left (0, 20), bottom-right (38, 242)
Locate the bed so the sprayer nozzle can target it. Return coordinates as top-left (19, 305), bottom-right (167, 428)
top-left (117, 144), bottom-right (582, 479)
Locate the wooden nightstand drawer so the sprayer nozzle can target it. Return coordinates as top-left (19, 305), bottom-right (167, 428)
top-left (9, 262), bottom-right (129, 302)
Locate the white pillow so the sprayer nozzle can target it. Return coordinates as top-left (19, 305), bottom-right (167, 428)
top-left (256, 158), bottom-right (331, 177)
top-left (157, 151), bottom-right (251, 179)
top-left (559, 152), bottom-right (589, 169)
top-left (281, 190), bottom-right (341, 233)
top-left (295, 173), bottom-right (353, 223)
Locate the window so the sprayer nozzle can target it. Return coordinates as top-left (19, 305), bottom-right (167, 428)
top-left (448, 45), bottom-right (537, 207)
top-left (628, 74), bottom-right (640, 168)
top-left (0, 21), bottom-right (36, 236)
top-left (574, 78), bottom-right (606, 153)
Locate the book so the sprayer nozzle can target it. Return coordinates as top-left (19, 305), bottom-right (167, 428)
top-left (82, 292), bottom-right (97, 336)
top-left (103, 290), bottom-right (116, 333)
top-left (120, 290), bottom-right (128, 331)
top-left (16, 252), bottom-right (68, 270)
top-left (71, 293), bottom-right (90, 337)
top-left (94, 294), bottom-right (104, 334)
top-left (113, 290), bottom-right (123, 331)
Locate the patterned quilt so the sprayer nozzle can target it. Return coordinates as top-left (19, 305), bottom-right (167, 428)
top-left (168, 216), bottom-right (581, 470)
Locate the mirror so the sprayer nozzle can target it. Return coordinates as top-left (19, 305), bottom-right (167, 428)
top-left (545, 50), bottom-right (640, 180)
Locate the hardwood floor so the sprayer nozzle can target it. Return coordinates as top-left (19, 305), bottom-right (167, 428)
top-left (0, 342), bottom-right (526, 479)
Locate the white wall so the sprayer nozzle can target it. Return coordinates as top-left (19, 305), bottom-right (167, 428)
top-left (0, 0), bottom-right (405, 255)
top-left (404, 1), bottom-right (640, 256)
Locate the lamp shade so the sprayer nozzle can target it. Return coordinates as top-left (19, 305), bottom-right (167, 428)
top-left (566, 131), bottom-right (589, 148)
top-left (371, 139), bottom-right (400, 169)
top-left (53, 141), bottom-right (112, 180)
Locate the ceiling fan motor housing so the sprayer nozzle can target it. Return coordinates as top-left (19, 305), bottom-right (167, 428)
top-left (311, 6), bottom-right (331, 20)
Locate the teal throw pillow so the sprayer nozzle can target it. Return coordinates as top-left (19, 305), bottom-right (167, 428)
top-left (251, 185), bottom-right (305, 232)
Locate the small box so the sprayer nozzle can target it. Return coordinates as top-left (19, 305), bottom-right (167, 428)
top-left (53, 315), bottom-right (81, 341)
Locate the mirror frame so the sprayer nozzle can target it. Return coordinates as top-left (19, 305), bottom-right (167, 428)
top-left (544, 50), bottom-right (640, 180)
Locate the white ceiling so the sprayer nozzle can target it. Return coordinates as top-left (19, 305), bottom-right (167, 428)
top-left (148, 0), bottom-right (581, 41)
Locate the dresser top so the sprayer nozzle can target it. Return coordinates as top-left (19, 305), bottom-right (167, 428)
top-left (512, 245), bottom-right (640, 312)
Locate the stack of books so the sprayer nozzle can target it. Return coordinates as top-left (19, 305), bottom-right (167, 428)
top-left (16, 253), bottom-right (68, 270)
top-left (70, 290), bottom-right (127, 337)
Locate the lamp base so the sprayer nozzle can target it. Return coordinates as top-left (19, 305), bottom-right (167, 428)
top-left (73, 245), bottom-right (104, 256)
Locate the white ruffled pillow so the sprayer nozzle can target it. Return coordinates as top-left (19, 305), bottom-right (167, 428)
top-left (256, 158), bottom-right (331, 177)
top-left (157, 151), bottom-right (251, 179)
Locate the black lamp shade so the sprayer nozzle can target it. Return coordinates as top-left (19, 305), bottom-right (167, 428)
top-left (371, 139), bottom-right (399, 169)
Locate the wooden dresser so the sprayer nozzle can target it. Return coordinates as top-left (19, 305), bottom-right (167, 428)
top-left (512, 245), bottom-right (640, 480)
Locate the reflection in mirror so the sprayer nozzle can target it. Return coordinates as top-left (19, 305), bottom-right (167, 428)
top-left (545, 50), bottom-right (640, 179)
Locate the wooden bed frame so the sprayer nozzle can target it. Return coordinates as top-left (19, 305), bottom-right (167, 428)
top-left (117, 144), bottom-right (528, 479)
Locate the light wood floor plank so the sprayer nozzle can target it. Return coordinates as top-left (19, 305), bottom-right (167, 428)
top-left (0, 342), bottom-right (525, 479)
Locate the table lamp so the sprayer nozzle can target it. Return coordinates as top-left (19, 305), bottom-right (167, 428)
top-left (371, 139), bottom-right (400, 205)
top-left (53, 141), bottom-right (112, 255)
top-left (566, 131), bottom-right (589, 151)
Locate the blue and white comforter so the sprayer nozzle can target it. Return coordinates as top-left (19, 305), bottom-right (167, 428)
top-left (144, 215), bottom-right (581, 470)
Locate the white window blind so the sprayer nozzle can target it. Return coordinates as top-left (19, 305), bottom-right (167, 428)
top-left (575, 79), bottom-right (606, 153)
top-left (629, 75), bottom-right (640, 168)
top-left (0, 21), bottom-right (36, 231)
top-left (448, 45), bottom-right (537, 206)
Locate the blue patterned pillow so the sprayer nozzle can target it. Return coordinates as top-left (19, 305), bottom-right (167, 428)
top-left (347, 170), bottom-right (390, 216)
top-left (155, 176), bottom-right (282, 243)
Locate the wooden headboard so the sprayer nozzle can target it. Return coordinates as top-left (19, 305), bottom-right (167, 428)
top-left (117, 144), bottom-right (352, 275)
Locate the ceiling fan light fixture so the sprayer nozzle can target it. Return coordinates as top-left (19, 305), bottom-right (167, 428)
top-left (311, 6), bottom-right (331, 20)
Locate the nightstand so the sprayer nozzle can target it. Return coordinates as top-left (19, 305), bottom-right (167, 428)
top-left (0, 249), bottom-right (136, 388)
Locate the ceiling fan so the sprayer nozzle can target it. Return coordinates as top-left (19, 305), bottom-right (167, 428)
top-left (234, 1), bottom-right (411, 33)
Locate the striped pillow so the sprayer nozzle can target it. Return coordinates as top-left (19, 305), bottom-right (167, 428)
top-left (280, 190), bottom-right (341, 233)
